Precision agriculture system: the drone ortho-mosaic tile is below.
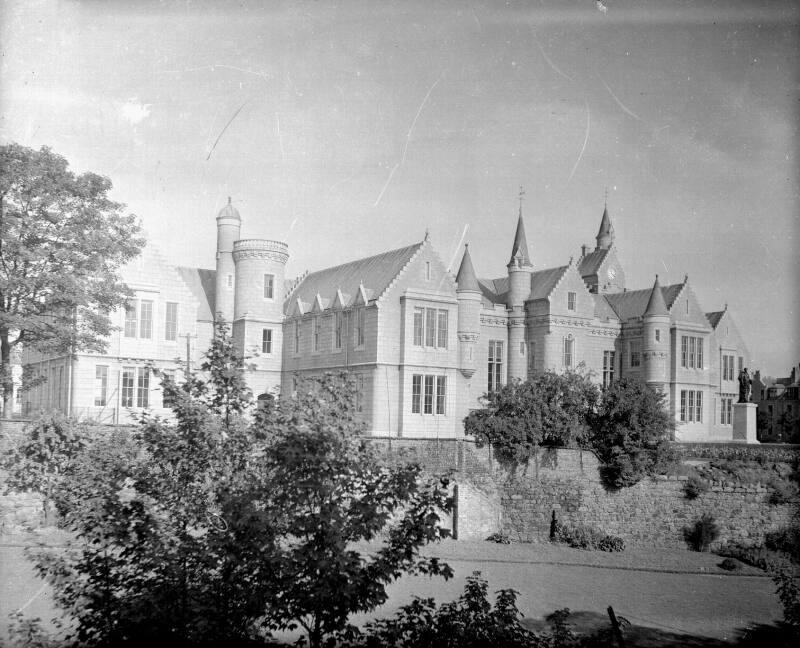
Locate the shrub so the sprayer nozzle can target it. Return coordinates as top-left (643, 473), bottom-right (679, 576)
top-left (684, 513), bottom-right (720, 552)
top-left (718, 542), bottom-right (789, 572)
top-left (486, 532), bottom-right (512, 544)
top-left (684, 474), bottom-right (710, 500)
top-left (768, 477), bottom-right (799, 505)
top-left (765, 525), bottom-right (800, 563)
top-left (719, 558), bottom-right (741, 571)
top-left (553, 522), bottom-right (625, 552)
top-left (772, 562), bottom-right (800, 628)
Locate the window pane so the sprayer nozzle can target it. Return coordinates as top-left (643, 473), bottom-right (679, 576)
top-left (680, 390), bottom-right (686, 422)
top-left (262, 328), bottom-right (272, 354)
top-left (137, 367), bottom-right (150, 408)
top-left (425, 308), bottom-right (436, 347)
top-left (424, 375), bottom-right (434, 414)
top-left (94, 366), bottom-right (108, 406)
top-left (165, 302), bottom-right (178, 341)
top-left (437, 310), bottom-right (448, 349)
top-left (122, 367), bottom-right (135, 407)
top-left (681, 336), bottom-right (687, 367)
top-left (696, 391), bottom-right (702, 422)
top-left (436, 376), bottom-right (446, 414)
top-left (412, 375), bottom-right (421, 413)
top-left (264, 274), bottom-right (274, 299)
top-left (139, 300), bottom-right (153, 339)
top-left (125, 303), bottom-right (137, 337)
top-left (335, 312), bottom-right (343, 349)
top-left (413, 308), bottom-right (424, 346)
top-left (696, 338), bottom-right (703, 368)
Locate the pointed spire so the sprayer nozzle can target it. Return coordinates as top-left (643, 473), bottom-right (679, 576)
top-left (456, 244), bottom-right (480, 292)
top-left (595, 204), bottom-right (614, 250)
top-left (508, 189), bottom-right (532, 268)
top-left (644, 274), bottom-right (669, 317)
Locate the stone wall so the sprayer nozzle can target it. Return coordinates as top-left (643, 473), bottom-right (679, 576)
top-left (369, 439), bottom-right (797, 549)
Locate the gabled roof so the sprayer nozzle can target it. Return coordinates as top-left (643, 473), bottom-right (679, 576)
top-left (529, 266), bottom-right (568, 300)
top-left (176, 267), bottom-right (216, 321)
top-left (603, 283), bottom-right (684, 321)
top-left (706, 310), bottom-right (726, 329)
top-left (578, 248), bottom-right (609, 277)
top-left (592, 294), bottom-right (619, 321)
top-left (285, 242), bottom-right (423, 312)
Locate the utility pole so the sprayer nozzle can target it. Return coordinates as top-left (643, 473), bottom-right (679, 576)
top-left (182, 333), bottom-right (197, 379)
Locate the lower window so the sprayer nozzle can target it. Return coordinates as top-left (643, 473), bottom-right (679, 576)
top-left (412, 374), bottom-right (446, 415)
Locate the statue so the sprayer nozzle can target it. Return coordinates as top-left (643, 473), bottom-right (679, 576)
top-left (738, 367), bottom-right (752, 403)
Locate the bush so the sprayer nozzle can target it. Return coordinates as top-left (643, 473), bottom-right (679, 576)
top-left (684, 474), bottom-right (710, 499)
top-left (765, 525), bottom-right (800, 563)
top-left (772, 563), bottom-right (800, 628)
top-left (719, 557), bottom-right (741, 571)
top-left (718, 542), bottom-right (790, 572)
top-left (552, 522), bottom-right (625, 552)
top-left (486, 532), bottom-right (512, 544)
top-left (684, 513), bottom-right (720, 552)
top-left (589, 378), bottom-right (678, 488)
top-left (768, 477), bottom-right (799, 505)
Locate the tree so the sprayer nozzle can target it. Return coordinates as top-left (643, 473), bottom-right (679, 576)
top-left (28, 322), bottom-right (453, 647)
top-left (464, 370), bottom-right (599, 467)
top-left (256, 373), bottom-right (453, 647)
top-left (0, 143), bottom-right (144, 416)
top-left (0, 412), bottom-right (87, 525)
top-left (589, 377), bottom-right (678, 487)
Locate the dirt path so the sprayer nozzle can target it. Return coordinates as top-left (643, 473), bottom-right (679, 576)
top-left (1, 535), bottom-right (784, 643)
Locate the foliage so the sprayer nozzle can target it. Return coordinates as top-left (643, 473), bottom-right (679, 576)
top-left (589, 377), bottom-right (678, 488)
top-left (718, 557), bottom-right (741, 572)
top-left (718, 542), bottom-right (792, 573)
top-left (25, 321), bottom-right (452, 648)
top-left (6, 612), bottom-right (64, 648)
top-left (0, 413), bottom-right (87, 524)
top-left (464, 370), bottom-right (598, 467)
top-left (465, 374), bottom-right (676, 488)
top-left (254, 372), bottom-right (453, 647)
top-left (683, 513), bottom-right (720, 552)
top-left (683, 473), bottom-right (710, 500)
top-left (0, 143), bottom-right (144, 416)
top-left (693, 458), bottom-right (799, 506)
top-left (551, 522), bottom-right (625, 553)
top-left (765, 523), bottom-right (800, 563)
top-left (772, 562), bottom-right (800, 627)
top-left (337, 572), bottom-right (586, 648)
top-left (486, 532), bottom-right (512, 544)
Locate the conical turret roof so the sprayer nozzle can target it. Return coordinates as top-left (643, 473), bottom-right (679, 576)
top-left (508, 210), bottom-right (532, 267)
top-left (456, 244), bottom-right (480, 292)
top-left (216, 196), bottom-right (241, 221)
top-left (644, 274), bottom-right (669, 317)
top-left (595, 206), bottom-right (614, 250)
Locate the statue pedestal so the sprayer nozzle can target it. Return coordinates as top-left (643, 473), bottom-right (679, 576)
top-left (732, 402), bottom-right (759, 444)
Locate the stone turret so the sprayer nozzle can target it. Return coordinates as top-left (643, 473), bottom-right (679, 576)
top-left (507, 201), bottom-right (533, 382)
top-left (231, 237), bottom-right (289, 396)
top-left (595, 205), bottom-right (615, 251)
top-left (456, 244), bottom-right (481, 377)
top-left (642, 274), bottom-right (670, 387)
top-left (214, 197), bottom-right (241, 323)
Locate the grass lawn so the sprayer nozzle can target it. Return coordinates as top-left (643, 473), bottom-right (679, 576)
top-left (1, 532), bottom-right (785, 646)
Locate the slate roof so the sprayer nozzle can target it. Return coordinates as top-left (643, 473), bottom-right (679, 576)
top-left (706, 311), bottom-right (726, 329)
top-left (529, 266), bottom-right (568, 300)
top-left (176, 267), bottom-right (216, 321)
top-left (578, 249), bottom-right (609, 277)
top-left (478, 277), bottom-right (508, 306)
top-left (603, 283), bottom-right (684, 321)
top-left (509, 213), bottom-right (532, 266)
top-left (644, 276), bottom-right (669, 316)
top-left (592, 294), bottom-right (619, 321)
top-left (455, 245), bottom-right (480, 292)
top-left (286, 242), bottom-right (423, 311)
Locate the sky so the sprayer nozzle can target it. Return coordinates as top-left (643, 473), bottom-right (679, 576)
top-left (1, 0), bottom-right (798, 376)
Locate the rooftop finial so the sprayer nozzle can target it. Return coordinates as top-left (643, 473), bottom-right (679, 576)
top-left (518, 185), bottom-right (525, 215)
top-left (604, 186), bottom-right (608, 208)
top-left (228, 196), bottom-right (232, 205)
top-left (424, 228), bottom-right (430, 241)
